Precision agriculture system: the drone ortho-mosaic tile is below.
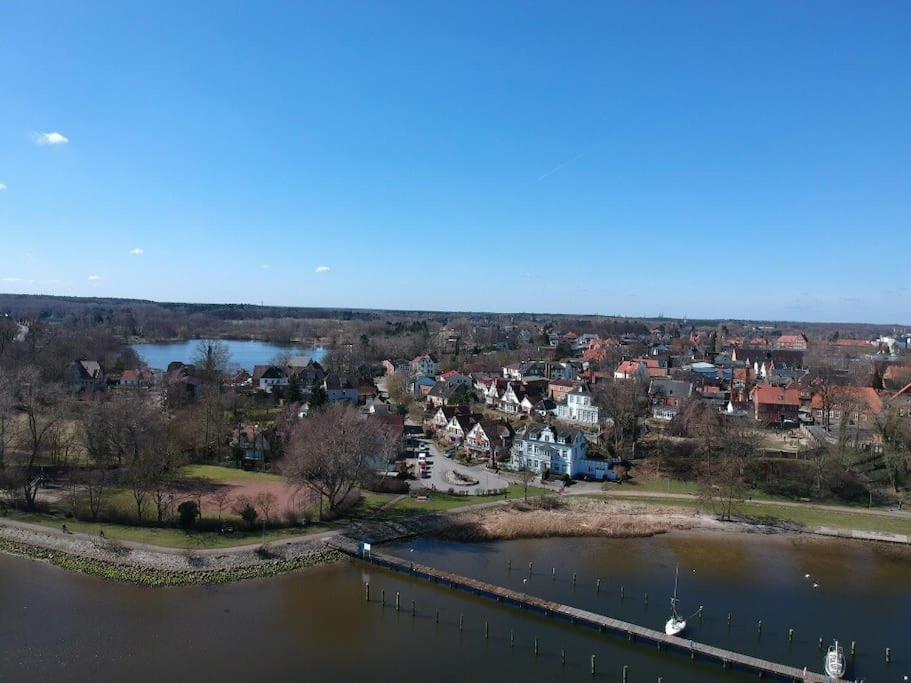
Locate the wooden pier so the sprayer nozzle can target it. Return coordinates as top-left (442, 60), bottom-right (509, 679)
top-left (330, 537), bottom-right (836, 682)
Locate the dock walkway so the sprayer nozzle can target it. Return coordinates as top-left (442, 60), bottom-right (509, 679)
top-left (330, 537), bottom-right (835, 682)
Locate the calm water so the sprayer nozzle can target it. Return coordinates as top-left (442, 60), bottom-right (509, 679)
top-left (1, 532), bottom-right (908, 681)
top-left (130, 339), bottom-right (326, 372)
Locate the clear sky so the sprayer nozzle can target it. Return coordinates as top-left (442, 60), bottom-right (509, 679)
top-left (1, 1), bottom-right (909, 323)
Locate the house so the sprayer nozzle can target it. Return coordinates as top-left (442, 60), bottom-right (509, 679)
top-left (750, 385), bottom-right (800, 425)
top-left (614, 360), bottom-right (648, 381)
top-left (437, 371), bottom-right (473, 390)
top-left (548, 378), bottom-right (577, 403)
top-left (120, 368), bottom-right (155, 388)
top-left (424, 404), bottom-right (471, 434)
top-left (358, 382), bottom-right (379, 404)
top-left (555, 385), bottom-right (600, 425)
top-left (409, 376), bottom-right (437, 397)
top-left (648, 379), bottom-right (694, 420)
top-left (324, 374), bottom-right (358, 403)
top-left (497, 381), bottom-right (543, 415)
top-left (426, 380), bottom-right (472, 408)
top-left (232, 426), bottom-right (272, 464)
top-left (64, 360), bottom-right (106, 392)
top-left (383, 358), bottom-right (412, 376)
top-left (443, 413), bottom-right (478, 444)
top-left (464, 420), bottom-right (514, 464)
top-left (583, 338), bottom-right (618, 365)
top-left (774, 334), bottom-right (809, 351)
top-left (253, 365), bottom-right (288, 393)
top-left (572, 333), bottom-right (600, 351)
top-left (509, 423), bottom-right (618, 480)
top-left (411, 354), bottom-right (439, 378)
top-left (811, 386), bottom-right (884, 428)
top-left (228, 369), bottom-right (252, 388)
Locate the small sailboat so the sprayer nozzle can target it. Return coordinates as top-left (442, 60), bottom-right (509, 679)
top-left (825, 640), bottom-right (845, 679)
top-left (665, 564), bottom-right (686, 636)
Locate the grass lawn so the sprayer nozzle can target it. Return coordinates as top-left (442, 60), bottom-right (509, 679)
top-left (181, 464), bottom-right (282, 484)
top-left (617, 477), bottom-right (786, 502)
top-left (386, 483), bottom-right (549, 514)
top-left (5, 511), bottom-right (325, 549)
top-left (607, 494), bottom-right (911, 536)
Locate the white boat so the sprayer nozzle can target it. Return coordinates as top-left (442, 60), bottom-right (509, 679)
top-left (664, 565), bottom-right (687, 636)
top-left (825, 640), bottom-right (845, 679)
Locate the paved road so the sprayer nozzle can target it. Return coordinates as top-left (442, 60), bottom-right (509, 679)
top-left (409, 438), bottom-right (509, 495)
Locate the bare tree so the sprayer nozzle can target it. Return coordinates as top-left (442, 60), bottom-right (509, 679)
top-left (283, 403), bottom-right (385, 513)
top-left (516, 466), bottom-right (536, 501)
top-left (254, 491), bottom-right (278, 529)
top-left (193, 340), bottom-right (230, 384)
top-left (0, 376), bottom-right (15, 470)
top-left (211, 488), bottom-right (232, 521)
top-left (13, 368), bottom-right (65, 510)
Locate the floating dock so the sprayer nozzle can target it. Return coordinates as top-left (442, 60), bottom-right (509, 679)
top-left (331, 537), bottom-right (836, 682)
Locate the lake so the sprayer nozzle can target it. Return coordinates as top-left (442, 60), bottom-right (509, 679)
top-left (130, 339), bottom-right (326, 372)
top-left (1, 531), bottom-right (907, 681)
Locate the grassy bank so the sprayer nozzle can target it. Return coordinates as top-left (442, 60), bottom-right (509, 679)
top-left (0, 538), bottom-right (342, 586)
top-left (607, 494), bottom-right (911, 536)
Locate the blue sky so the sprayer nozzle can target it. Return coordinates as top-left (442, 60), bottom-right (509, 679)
top-left (1, 1), bottom-right (909, 323)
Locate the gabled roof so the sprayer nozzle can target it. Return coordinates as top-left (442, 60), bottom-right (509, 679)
top-left (751, 385), bottom-right (800, 407)
top-left (648, 379), bottom-right (693, 398)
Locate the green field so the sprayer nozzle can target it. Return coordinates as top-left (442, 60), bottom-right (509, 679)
top-left (181, 464), bottom-right (282, 484)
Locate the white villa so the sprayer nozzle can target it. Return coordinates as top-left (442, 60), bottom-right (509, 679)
top-left (509, 424), bottom-right (614, 480)
top-left (555, 385), bottom-right (599, 425)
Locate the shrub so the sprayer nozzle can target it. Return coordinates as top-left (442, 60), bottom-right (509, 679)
top-left (177, 501), bottom-right (200, 530)
top-left (239, 504), bottom-right (258, 530)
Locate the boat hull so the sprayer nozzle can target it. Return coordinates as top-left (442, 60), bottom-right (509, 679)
top-left (665, 617), bottom-right (686, 636)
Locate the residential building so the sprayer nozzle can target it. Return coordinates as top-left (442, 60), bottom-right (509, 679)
top-left (120, 368), bottom-right (155, 388)
top-left (555, 384), bottom-right (600, 425)
top-left (253, 365), bottom-right (288, 393)
top-left (324, 374), bottom-right (358, 403)
top-left (811, 386), bottom-right (884, 428)
top-left (424, 404), bottom-right (471, 433)
top-left (750, 385), bottom-right (800, 425)
top-left (509, 424), bottom-right (617, 480)
top-left (64, 360), bottom-right (106, 392)
top-left (464, 420), bottom-right (514, 464)
top-left (548, 378), bottom-right (577, 403)
top-left (648, 379), bottom-right (694, 420)
top-left (411, 354), bottom-right (439, 377)
top-left (774, 334), bottom-right (809, 351)
top-left (614, 360), bottom-right (648, 381)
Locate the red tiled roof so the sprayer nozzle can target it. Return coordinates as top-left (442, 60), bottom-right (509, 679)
top-left (752, 385), bottom-right (800, 407)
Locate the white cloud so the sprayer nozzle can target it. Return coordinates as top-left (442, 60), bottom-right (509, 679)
top-left (1, 277), bottom-right (22, 282)
top-left (87, 274), bottom-right (102, 282)
top-left (0, 183), bottom-right (7, 191)
top-left (34, 131), bottom-right (69, 145)
top-left (315, 266), bottom-right (331, 273)
top-left (129, 247), bottom-right (144, 255)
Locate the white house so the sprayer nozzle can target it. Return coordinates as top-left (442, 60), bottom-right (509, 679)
top-left (253, 365), bottom-right (288, 393)
top-left (555, 385), bottom-right (600, 425)
top-left (509, 424), bottom-right (614, 479)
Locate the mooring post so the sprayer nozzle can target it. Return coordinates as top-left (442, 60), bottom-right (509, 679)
top-left (561, 648), bottom-right (566, 666)
top-left (529, 561), bottom-right (533, 573)
top-left (534, 638), bottom-right (539, 657)
top-left (507, 559), bottom-right (511, 572)
top-left (459, 614), bottom-right (464, 632)
top-left (590, 654), bottom-right (596, 676)
top-left (850, 640), bottom-right (856, 657)
top-left (510, 629), bottom-right (514, 647)
top-left (364, 582), bottom-right (370, 602)
top-left (622, 664), bottom-right (629, 683)
top-left (395, 592), bottom-right (400, 612)
top-left (435, 609), bottom-right (439, 624)
top-left (885, 647), bottom-right (891, 663)
top-left (757, 620), bottom-right (762, 636)
top-left (411, 600), bottom-right (415, 617)
top-left (572, 572), bottom-right (577, 586)
top-left (596, 578), bottom-right (601, 592)
top-left (698, 605), bottom-right (704, 621)
top-left (552, 567), bottom-right (556, 580)
top-left (658, 678), bottom-right (663, 683)
top-left (817, 636), bottom-right (823, 650)
top-left (644, 592), bottom-right (648, 605)
top-left (788, 628), bottom-right (794, 642)
top-left (727, 611), bottom-right (732, 627)
top-left (620, 585), bottom-right (625, 600)
top-left (484, 621), bottom-right (489, 639)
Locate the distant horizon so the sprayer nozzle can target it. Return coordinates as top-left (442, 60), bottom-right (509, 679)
top-left (2, 2), bottom-right (909, 323)
top-left (2, 291), bottom-right (908, 329)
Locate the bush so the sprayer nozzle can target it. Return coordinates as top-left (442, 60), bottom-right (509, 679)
top-left (177, 501), bottom-right (200, 530)
top-left (239, 504), bottom-right (258, 530)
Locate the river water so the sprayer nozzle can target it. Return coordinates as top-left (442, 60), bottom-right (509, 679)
top-left (130, 339), bottom-right (326, 372)
top-left (1, 531), bottom-right (907, 681)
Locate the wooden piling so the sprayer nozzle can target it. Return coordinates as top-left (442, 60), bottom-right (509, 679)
top-left (590, 654), bottom-right (596, 676)
top-left (435, 609), bottom-right (439, 624)
top-left (395, 592), bottom-right (400, 612)
top-left (885, 647), bottom-right (891, 663)
top-left (596, 578), bottom-right (601, 592)
top-left (381, 589), bottom-right (385, 606)
top-left (507, 559), bottom-right (511, 572)
top-left (850, 641), bottom-right (855, 657)
top-left (484, 621), bottom-right (489, 639)
top-left (552, 567), bottom-right (556, 580)
top-left (510, 629), bottom-right (514, 647)
top-left (534, 638), bottom-right (539, 656)
top-left (572, 572), bottom-right (577, 586)
top-left (364, 582), bottom-right (370, 601)
top-left (622, 664), bottom-right (629, 683)
top-left (817, 637), bottom-right (823, 650)
top-left (459, 614), bottom-right (463, 632)
top-left (561, 648), bottom-right (566, 665)
top-left (620, 585), bottom-right (624, 599)
top-left (727, 612), bottom-right (732, 626)
top-left (411, 599), bottom-right (415, 617)
top-left (788, 628), bottom-right (794, 642)
top-left (757, 620), bottom-right (762, 636)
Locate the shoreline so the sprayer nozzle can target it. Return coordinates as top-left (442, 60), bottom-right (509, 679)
top-left (3, 496), bottom-right (908, 586)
